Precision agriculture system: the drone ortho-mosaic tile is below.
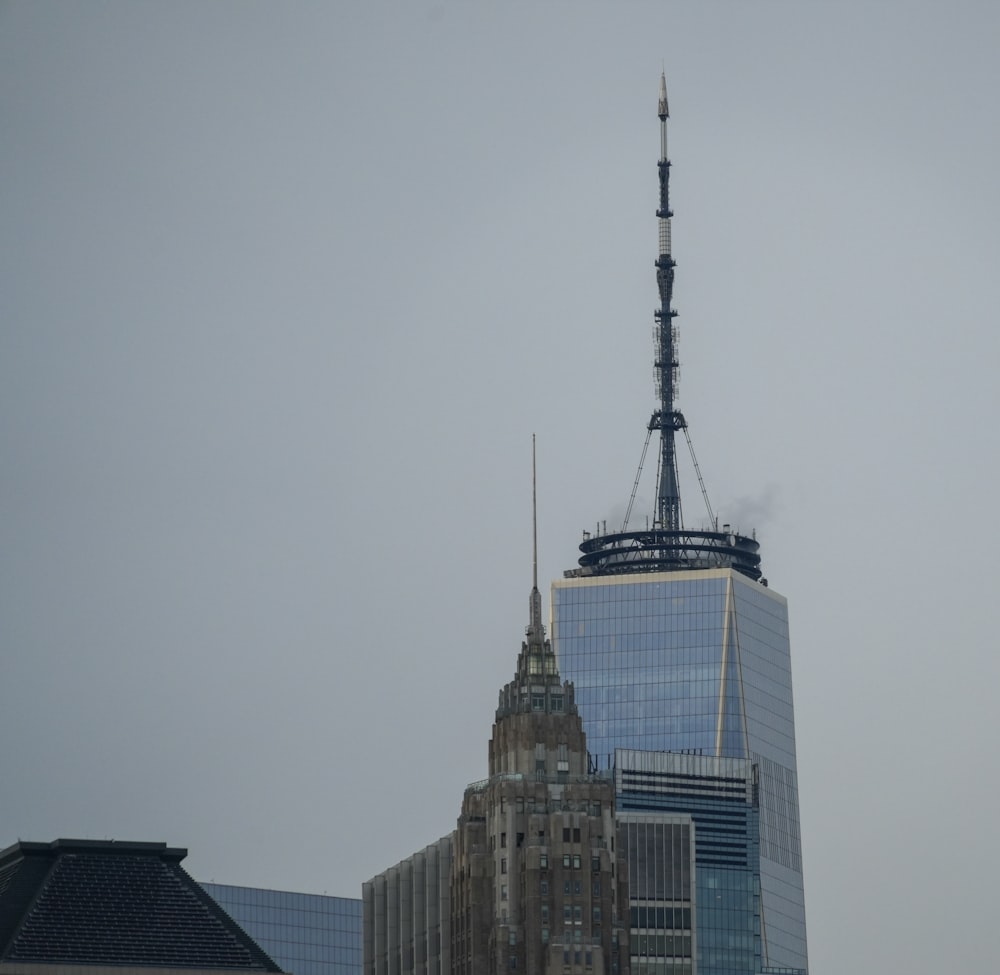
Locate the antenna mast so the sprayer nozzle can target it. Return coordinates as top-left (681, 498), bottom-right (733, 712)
top-left (651, 71), bottom-right (685, 531)
top-left (567, 74), bottom-right (763, 583)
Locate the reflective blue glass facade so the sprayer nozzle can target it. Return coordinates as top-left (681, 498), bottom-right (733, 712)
top-left (201, 883), bottom-right (362, 975)
top-left (552, 569), bottom-right (807, 972)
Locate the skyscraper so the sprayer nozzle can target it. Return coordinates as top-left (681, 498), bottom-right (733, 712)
top-left (550, 76), bottom-right (808, 973)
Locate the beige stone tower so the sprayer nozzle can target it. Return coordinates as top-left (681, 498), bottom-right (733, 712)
top-left (449, 569), bottom-right (630, 975)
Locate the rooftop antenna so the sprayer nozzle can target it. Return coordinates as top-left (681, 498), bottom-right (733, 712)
top-left (568, 74), bottom-right (763, 583)
top-left (652, 70), bottom-right (684, 531)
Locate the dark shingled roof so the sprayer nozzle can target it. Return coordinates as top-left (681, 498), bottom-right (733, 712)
top-left (0, 839), bottom-right (282, 971)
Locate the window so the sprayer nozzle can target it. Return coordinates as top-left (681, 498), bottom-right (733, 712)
top-left (574, 905), bottom-right (582, 922)
top-left (541, 904), bottom-right (549, 922)
top-left (593, 906), bottom-right (602, 922)
top-left (501, 832), bottom-right (507, 848)
top-left (532, 694), bottom-right (545, 710)
top-left (593, 879), bottom-right (601, 897)
top-left (501, 884), bottom-right (508, 900)
top-left (509, 931), bottom-right (517, 945)
top-left (563, 880), bottom-right (571, 894)
top-left (539, 854), bottom-right (548, 869)
top-left (541, 927), bottom-right (549, 944)
top-left (592, 856), bottom-right (600, 872)
top-left (563, 828), bottom-right (571, 842)
top-left (540, 880), bottom-right (548, 895)
top-left (551, 696), bottom-right (563, 711)
top-left (573, 855), bottom-right (581, 869)
top-left (509, 954), bottom-right (517, 969)
top-left (585, 951), bottom-right (593, 967)
top-left (501, 858), bottom-right (507, 874)
top-left (590, 801), bottom-right (601, 817)
top-left (563, 854), bottom-right (571, 868)
top-left (563, 905), bottom-right (572, 921)
top-left (573, 828), bottom-right (581, 843)
top-left (516, 797), bottom-right (524, 813)
top-left (574, 881), bottom-right (581, 895)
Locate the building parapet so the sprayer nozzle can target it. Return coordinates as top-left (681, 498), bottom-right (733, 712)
top-left (465, 770), bottom-right (613, 793)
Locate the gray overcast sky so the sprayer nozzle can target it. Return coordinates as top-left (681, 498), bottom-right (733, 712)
top-left (2, 1), bottom-right (999, 971)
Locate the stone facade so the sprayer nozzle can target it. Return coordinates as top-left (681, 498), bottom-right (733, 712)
top-left (364, 585), bottom-right (630, 975)
top-left (448, 586), bottom-right (630, 975)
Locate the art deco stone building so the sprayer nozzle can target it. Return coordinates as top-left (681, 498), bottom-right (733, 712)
top-left (365, 581), bottom-right (630, 975)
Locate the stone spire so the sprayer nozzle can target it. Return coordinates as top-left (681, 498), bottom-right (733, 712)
top-left (495, 437), bottom-right (575, 722)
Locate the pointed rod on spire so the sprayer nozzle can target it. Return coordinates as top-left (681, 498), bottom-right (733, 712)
top-left (528, 434), bottom-right (544, 642)
top-left (532, 433), bottom-right (538, 593)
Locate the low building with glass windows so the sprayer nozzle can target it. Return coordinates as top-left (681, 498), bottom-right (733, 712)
top-left (201, 882), bottom-right (362, 975)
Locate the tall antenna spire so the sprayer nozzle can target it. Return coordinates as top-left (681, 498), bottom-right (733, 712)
top-left (652, 70), bottom-right (684, 531)
top-left (569, 72), bottom-right (763, 583)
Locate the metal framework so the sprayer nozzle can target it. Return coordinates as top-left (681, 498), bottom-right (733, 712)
top-left (573, 75), bottom-right (762, 583)
top-left (573, 526), bottom-right (761, 581)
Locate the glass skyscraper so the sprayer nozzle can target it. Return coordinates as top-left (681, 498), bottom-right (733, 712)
top-left (552, 569), bottom-right (807, 972)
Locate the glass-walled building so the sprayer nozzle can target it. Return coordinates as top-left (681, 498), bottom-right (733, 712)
top-left (201, 883), bottom-right (362, 975)
top-left (616, 751), bottom-right (764, 975)
top-left (552, 568), bottom-right (807, 973)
